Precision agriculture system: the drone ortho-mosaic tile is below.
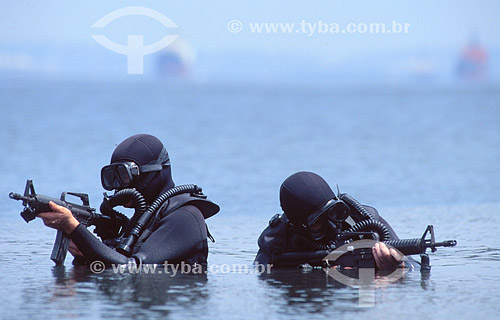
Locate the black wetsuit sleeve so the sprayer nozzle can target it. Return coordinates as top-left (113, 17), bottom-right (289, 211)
top-left (132, 206), bottom-right (208, 264)
top-left (70, 224), bottom-right (131, 264)
top-left (70, 205), bottom-right (208, 265)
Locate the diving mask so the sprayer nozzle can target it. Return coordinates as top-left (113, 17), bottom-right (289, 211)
top-left (101, 148), bottom-right (170, 191)
top-left (306, 198), bottom-right (350, 240)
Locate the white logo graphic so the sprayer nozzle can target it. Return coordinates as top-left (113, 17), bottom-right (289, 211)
top-left (91, 6), bottom-right (178, 74)
top-left (323, 239), bottom-right (408, 307)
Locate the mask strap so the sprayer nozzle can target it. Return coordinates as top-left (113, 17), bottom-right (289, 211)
top-left (140, 164), bottom-right (164, 173)
top-left (139, 147), bottom-right (171, 173)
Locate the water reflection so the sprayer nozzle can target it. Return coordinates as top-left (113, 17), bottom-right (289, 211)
top-left (258, 268), bottom-right (362, 313)
top-left (420, 268), bottom-right (431, 290)
top-left (49, 265), bottom-right (209, 319)
top-left (258, 267), bottom-right (423, 313)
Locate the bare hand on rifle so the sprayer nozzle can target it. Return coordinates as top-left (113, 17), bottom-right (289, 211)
top-left (372, 242), bottom-right (404, 270)
top-left (38, 201), bottom-right (80, 234)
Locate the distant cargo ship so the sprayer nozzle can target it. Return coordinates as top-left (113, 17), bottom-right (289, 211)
top-left (456, 38), bottom-right (488, 81)
top-left (156, 37), bottom-right (195, 78)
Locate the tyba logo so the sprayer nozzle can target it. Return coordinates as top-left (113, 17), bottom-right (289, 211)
top-left (322, 239), bottom-right (408, 307)
top-left (91, 6), bottom-right (178, 74)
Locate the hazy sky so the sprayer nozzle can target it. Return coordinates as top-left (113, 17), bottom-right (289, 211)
top-left (1, 0), bottom-right (499, 59)
top-left (0, 0), bottom-right (498, 81)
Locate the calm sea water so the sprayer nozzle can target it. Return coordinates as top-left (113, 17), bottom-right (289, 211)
top-left (1, 78), bottom-right (499, 319)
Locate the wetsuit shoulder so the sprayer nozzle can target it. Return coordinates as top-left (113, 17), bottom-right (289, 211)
top-left (254, 214), bottom-right (288, 265)
top-left (133, 204), bottom-right (208, 264)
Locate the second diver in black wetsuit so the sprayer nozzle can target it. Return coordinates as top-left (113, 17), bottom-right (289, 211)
top-left (254, 171), bottom-right (409, 271)
top-left (38, 134), bottom-right (219, 267)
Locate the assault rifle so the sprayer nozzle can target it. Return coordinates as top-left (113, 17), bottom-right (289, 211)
top-left (9, 180), bottom-right (113, 265)
top-left (271, 225), bottom-right (457, 270)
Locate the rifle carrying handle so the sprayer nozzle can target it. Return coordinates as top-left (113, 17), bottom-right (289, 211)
top-left (50, 230), bottom-right (70, 265)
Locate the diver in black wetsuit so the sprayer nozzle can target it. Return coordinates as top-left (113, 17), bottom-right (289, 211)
top-left (254, 171), bottom-right (405, 270)
top-left (38, 134), bottom-right (219, 266)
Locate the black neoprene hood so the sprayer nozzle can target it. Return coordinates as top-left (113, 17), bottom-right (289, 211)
top-left (279, 171), bottom-right (335, 225)
top-left (110, 134), bottom-right (174, 203)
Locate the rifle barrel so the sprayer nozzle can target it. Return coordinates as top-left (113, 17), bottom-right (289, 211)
top-left (434, 240), bottom-right (457, 247)
top-left (9, 192), bottom-right (26, 201)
